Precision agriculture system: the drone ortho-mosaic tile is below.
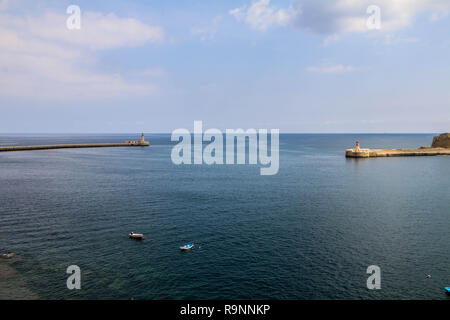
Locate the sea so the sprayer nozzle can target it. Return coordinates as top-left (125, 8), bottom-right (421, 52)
top-left (0, 133), bottom-right (449, 300)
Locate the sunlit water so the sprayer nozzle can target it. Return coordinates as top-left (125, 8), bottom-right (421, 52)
top-left (0, 134), bottom-right (449, 299)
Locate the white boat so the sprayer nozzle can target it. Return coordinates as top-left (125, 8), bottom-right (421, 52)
top-left (180, 243), bottom-right (194, 250)
top-left (129, 232), bottom-right (146, 240)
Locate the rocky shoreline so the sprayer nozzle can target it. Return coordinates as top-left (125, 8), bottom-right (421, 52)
top-left (432, 133), bottom-right (450, 148)
top-left (0, 255), bottom-right (39, 300)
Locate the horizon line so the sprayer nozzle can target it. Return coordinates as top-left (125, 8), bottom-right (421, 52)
top-left (0, 132), bottom-right (443, 135)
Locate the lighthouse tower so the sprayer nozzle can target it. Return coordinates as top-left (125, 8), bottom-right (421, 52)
top-left (139, 133), bottom-right (149, 146)
top-left (124, 133), bottom-right (149, 146)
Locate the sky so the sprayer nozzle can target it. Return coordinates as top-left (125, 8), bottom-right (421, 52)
top-left (0, 0), bottom-right (449, 133)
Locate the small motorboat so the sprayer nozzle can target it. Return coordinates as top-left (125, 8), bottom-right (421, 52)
top-left (129, 232), bottom-right (146, 240)
top-left (1, 252), bottom-right (14, 259)
top-left (180, 243), bottom-right (194, 251)
top-left (445, 287), bottom-right (450, 295)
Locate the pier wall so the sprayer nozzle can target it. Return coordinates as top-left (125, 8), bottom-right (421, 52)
top-left (0, 143), bottom-right (148, 152)
top-left (346, 147), bottom-right (450, 158)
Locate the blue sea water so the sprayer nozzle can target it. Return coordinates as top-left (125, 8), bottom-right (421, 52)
top-left (0, 133), bottom-right (449, 300)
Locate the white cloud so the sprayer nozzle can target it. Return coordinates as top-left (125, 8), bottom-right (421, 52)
top-left (231, 0), bottom-right (450, 33)
top-left (132, 67), bottom-right (167, 78)
top-left (296, 0), bottom-right (450, 33)
top-left (0, 11), bottom-right (163, 100)
top-left (191, 16), bottom-right (222, 41)
top-left (306, 64), bottom-right (365, 73)
top-left (0, 0), bottom-right (9, 11)
top-left (383, 34), bottom-right (420, 45)
top-left (322, 34), bottom-right (340, 46)
top-left (430, 10), bottom-right (449, 22)
top-left (23, 12), bottom-right (163, 50)
top-left (229, 0), bottom-right (297, 31)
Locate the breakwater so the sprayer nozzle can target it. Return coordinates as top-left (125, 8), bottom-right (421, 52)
top-left (0, 133), bottom-right (150, 152)
top-left (346, 133), bottom-right (450, 158)
top-left (346, 147), bottom-right (450, 158)
top-left (0, 143), bottom-right (149, 152)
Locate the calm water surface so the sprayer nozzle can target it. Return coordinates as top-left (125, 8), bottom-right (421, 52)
top-left (0, 134), bottom-right (449, 299)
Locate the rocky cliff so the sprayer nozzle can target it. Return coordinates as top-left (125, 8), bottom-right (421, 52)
top-left (432, 133), bottom-right (450, 148)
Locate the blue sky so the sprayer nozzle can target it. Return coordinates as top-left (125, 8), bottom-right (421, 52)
top-left (0, 0), bottom-right (449, 133)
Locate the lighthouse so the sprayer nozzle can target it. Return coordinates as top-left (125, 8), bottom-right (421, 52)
top-left (139, 133), bottom-right (149, 146)
top-left (125, 133), bottom-right (149, 146)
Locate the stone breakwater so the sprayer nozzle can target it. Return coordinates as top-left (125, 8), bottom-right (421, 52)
top-left (346, 133), bottom-right (450, 158)
top-left (346, 147), bottom-right (450, 158)
top-left (0, 142), bottom-right (149, 152)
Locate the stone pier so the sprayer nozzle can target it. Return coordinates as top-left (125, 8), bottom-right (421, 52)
top-left (0, 134), bottom-right (150, 152)
top-left (346, 133), bottom-right (450, 158)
